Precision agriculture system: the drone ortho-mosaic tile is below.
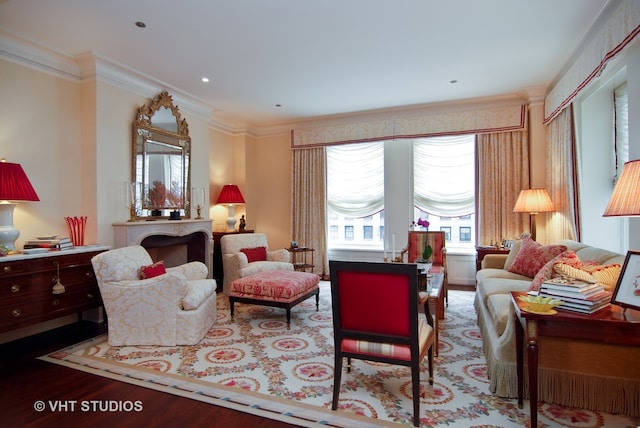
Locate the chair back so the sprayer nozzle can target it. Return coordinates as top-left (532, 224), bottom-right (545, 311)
top-left (91, 245), bottom-right (153, 284)
top-left (329, 261), bottom-right (419, 346)
top-left (405, 231), bottom-right (446, 264)
top-left (220, 233), bottom-right (269, 255)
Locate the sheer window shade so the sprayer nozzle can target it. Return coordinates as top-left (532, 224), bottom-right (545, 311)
top-left (414, 136), bottom-right (475, 217)
top-left (614, 82), bottom-right (629, 181)
top-left (327, 142), bottom-right (384, 217)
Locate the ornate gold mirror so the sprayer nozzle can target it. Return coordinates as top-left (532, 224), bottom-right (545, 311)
top-left (132, 91), bottom-right (191, 220)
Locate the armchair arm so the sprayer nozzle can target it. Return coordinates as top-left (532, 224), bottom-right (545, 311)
top-left (98, 271), bottom-right (186, 346)
top-left (166, 261), bottom-right (208, 280)
top-left (267, 248), bottom-right (290, 263)
top-left (481, 254), bottom-right (508, 270)
top-left (221, 252), bottom-right (249, 293)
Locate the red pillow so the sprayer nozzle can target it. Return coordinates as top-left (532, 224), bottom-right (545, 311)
top-left (139, 261), bottom-right (166, 279)
top-left (506, 238), bottom-right (567, 278)
top-left (241, 246), bottom-right (267, 263)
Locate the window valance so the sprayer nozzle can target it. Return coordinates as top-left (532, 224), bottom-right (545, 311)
top-left (291, 104), bottom-right (527, 148)
top-left (544, 0), bottom-right (640, 123)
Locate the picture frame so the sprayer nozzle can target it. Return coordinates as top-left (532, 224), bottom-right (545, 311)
top-left (611, 250), bottom-right (640, 311)
top-left (290, 241), bottom-right (298, 249)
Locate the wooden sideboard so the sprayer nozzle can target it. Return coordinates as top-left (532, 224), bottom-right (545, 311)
top-left (0, 246), bottom-right (109, 333)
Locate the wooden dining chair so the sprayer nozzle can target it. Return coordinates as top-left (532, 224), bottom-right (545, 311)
top-left (329, 260), bottom-right (435, 427)
top-left (402, 230), bottom-right (449, 306)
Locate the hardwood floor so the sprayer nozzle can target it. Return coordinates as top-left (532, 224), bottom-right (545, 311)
top-left (0, 322), bottom-right (296, 428)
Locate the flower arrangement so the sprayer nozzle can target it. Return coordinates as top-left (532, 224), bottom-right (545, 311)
top-left (411, 218), bottom-right (430, 230)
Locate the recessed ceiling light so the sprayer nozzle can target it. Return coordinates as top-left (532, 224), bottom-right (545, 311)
top-left (450, 79), bottom-right (458, 84)
top-left (275, 104), bottom-right (282, 107)
top-left (135, 21), bottom-right (146, 28)
top-left (201, 77), bottom-right (210, 83)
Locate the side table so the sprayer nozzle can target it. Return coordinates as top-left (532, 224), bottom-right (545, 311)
top-left (419, 272), bottom-right (444, 356)
top-left (287, 247), bottom-right (315, 272)
top-left (511, 291), bottom-right (640, 427)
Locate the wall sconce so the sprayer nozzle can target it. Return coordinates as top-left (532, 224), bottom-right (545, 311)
top-left (216, 184), bottom-right (245, 232)
top-left (513, 188), bottom-right (555, 241)
top-left (0, 158), bottom-right (40, 250)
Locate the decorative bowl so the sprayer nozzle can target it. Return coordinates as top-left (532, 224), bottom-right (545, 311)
top-left (518, 295), bottom-right (563, 313)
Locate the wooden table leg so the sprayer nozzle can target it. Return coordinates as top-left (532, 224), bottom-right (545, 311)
top-left (515, 313), bottom-right (524, 409)
top-left (525, 319), bottom-right (539, 428)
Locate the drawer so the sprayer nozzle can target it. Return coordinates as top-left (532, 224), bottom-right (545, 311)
top-left (0, 286), bottom-right (102, 333)
top-left (0, 266), bottom-right (96, 300)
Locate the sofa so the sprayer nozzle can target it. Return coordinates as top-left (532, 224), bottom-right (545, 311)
top-left (474, 239), bottom-right (640, 417)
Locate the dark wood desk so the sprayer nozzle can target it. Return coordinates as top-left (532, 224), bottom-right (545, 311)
top-left (511, 291), bottom-right (640, 427)
top-left (212, 230), bottom-right (254, 286)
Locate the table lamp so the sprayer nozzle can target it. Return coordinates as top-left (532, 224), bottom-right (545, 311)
top-left (513, 188), bottom-right (555, 241)
top-left (216, 184), bottom-right (245, 232)
top-left (603, 159), bottom-right (640, 217)
top-left (0, 158), bottom-right (40, 250)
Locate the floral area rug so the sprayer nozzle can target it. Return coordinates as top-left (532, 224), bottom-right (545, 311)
top-left (41, 282), bottom-right (638, 427)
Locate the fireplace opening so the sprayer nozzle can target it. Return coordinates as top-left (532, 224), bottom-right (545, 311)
top-left (141, 232), bottom-right (207, 269)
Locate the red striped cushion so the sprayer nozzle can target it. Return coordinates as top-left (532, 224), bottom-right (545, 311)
top-left (340, 318), bottom-right (433, 361)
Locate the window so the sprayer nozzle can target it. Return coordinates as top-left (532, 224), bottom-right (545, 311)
top-left (327, 136), bottom-right (475, 249)
top-left (440, 226), bottom-right (451, 241)
top-left (363, 225), bottom-right (373, 240)
top-left (460, 226), bottom-right (471, 242)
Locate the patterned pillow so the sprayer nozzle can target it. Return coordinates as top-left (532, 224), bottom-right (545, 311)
top-left (507, 238), bottom-right (567, 278)
top-left (139, 260), bottom-right (166, 279)
top-left (529, 250), bottom-right (582, 291)
top-left (554, 263), bottom-right (622, 291)
top-left (241, 246), bottom-right (267, 263)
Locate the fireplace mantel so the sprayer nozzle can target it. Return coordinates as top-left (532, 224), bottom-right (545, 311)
top-left (113, 220), bottom-right (213, 277)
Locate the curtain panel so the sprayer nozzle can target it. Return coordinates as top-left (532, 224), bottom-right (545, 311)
top-left (544, 106), bottom-right (578, 244)
top-left (291, 104), bottom-right (526, 148)
top-left (476, 131), bottom-right (530, 246)
top-left (291, 147), bottom-right (328, 278)
top-left (544, 0), bottom-right (640, 123)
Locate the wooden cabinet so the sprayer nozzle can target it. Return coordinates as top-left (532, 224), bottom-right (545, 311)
top-left (287, 247), bottom-right (315, 272)
top-left (212, 230), bottom-right (254, 285)
top-left (0, 246), bottom-right (108, 333)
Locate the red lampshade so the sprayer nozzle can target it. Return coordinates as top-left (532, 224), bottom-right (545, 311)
top-left (216, 184), bottom-right (245, 204)
top-left (0, 159), bottom-right (40, 202)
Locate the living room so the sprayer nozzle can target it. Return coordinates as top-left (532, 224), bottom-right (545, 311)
top-left (1, 0), bottom-right (640, 426)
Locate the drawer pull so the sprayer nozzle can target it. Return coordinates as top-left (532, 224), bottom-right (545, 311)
top-left (11, 308), bottom-right (21, 317)
top-left (52, 299), bottom-right (60, 306)
top-left (86, 292), bottom-right (94, 299)
top-left (10, 284), bottom-right (20, 293)
top-left (3, 266), bottom-right (11, 273)
top-left (85, 272), bottom-right (93, 279)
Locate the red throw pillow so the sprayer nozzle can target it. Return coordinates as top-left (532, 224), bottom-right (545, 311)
top-left (139, 261), bottom-right (166, 279)
top-left (506, 238), bottom-right (567, 278)
top-left (241, 246), bottom-right (267, 263)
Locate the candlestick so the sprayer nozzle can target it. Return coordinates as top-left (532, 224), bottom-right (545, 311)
top-left (392, 234), bottom-right (396, 261)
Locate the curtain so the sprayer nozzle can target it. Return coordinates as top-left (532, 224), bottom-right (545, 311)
top-left (614, 82), bottom-right (629, 178)
top-left (476, 131), bottom-right (530, 246)
top-left (414, 136), bottom-right (475, 216)
top-left (326, 142), bottom-right (384, 217)
top-left (545, 106), bottom-right (578, 243)
top-left (291, 147), bottom-right (328, 278)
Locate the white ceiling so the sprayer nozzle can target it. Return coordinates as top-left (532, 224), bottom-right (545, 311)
top-left (0, 0), bottom-right (610, 129)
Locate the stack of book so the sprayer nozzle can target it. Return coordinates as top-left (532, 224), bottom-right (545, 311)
top-left (23, 237), bottom-right (73, 251)
top-left (539, 277), bottom-right (612, 314)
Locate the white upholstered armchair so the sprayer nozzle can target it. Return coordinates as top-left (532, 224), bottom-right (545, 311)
top-left (220, 233), bottom-right (293, 295)
top-left (91, 245), bottom-right (217, 346)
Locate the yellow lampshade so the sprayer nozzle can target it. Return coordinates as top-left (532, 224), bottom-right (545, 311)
top-left (513, 188), bottom-right (555, 214)
top-left (603, 159), bottom-right (640, 216)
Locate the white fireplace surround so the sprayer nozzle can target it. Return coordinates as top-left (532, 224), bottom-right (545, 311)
top-left (112, 220), bottom-right (213, 278)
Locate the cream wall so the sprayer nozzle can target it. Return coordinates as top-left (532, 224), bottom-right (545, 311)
top-left (0, 58), bottom-right (213, 249)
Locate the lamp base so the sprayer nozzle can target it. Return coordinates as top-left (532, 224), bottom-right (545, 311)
top-left (225, 204), bottom-right (237, 232)
top-left (0, 203), bottom-right (19, 250)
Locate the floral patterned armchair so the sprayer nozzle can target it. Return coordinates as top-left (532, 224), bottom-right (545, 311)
top-left (220, 233), bottom-right (293, 295)
top-left (91, 245), bottom-right (217, 346)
